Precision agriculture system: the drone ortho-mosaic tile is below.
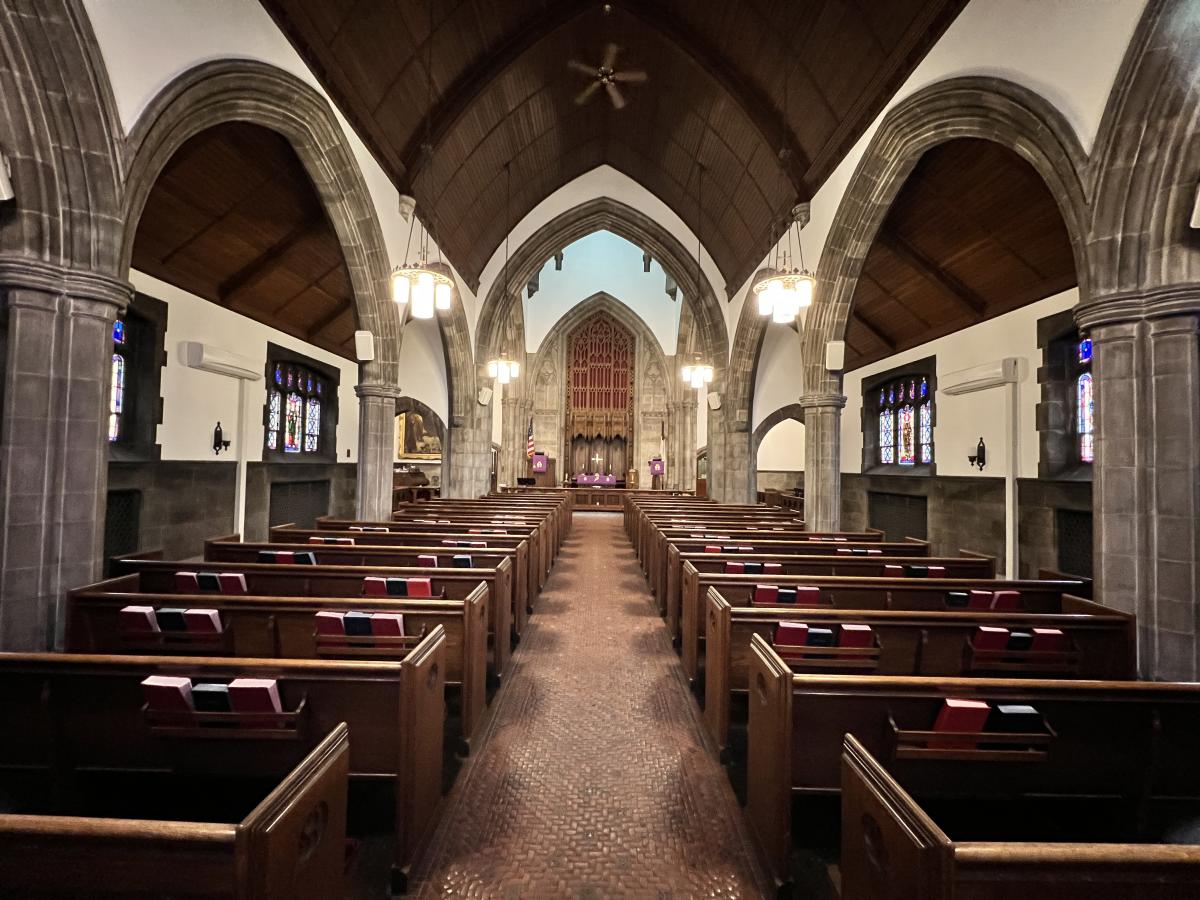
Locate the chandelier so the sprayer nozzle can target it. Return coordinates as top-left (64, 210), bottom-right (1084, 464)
top-left (487, 351), bottom-right (520, 385)
top-left (391, 261), bottom-right (454, 320)
top-left (680, 352), bottom-right (713, 390)
top-left (753, 203), bottom-right (814, 324)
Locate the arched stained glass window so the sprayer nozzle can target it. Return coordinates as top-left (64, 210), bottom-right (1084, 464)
top-left (108, 318), bottom-right (127, 443)
top-left (1077, 337), bottom-right (1094, 464)
top-left (265, 354), bottom-right (334, 458)
top-left (873, 372), bottom-right (933, 469)
top-left (304, 399), bottom-right (321, 452)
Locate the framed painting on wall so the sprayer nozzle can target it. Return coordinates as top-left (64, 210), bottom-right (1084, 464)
top-left (396, 411), bottom-right (442, 459)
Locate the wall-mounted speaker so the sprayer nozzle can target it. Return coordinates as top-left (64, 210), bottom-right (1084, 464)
top-left (825, 340), bottom-right (845, 372)
top-left (354, 330), bottom-right (375, 362)
top-left (478, 386), bottom-right (493, 406)
top-left (706, 391), bottom-right (722, 411)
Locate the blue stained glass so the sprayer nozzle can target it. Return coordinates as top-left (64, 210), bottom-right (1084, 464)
top-left (112, 320), bottom-right (125, 344)
top-left (108, 353), bottom-right (124, 442)
top-left (909, 379), bottom-right (916, 400)
top-left (920, 377), bottom-right (928, 398)
top-left (1078, 339), bottom-right (1093, 364)
top-left (887, 386), bottom-right (895, 405)
top-left (274, 365), bottom-right (283, 385)
top-left (306, 373), bottom-right (313, 393)
top-left (1078, 373), bottom-right (1094, 463)
top-left (316, 381), bottom-right (322, 395)
top-left (879, 388), bottom-right (885, 407)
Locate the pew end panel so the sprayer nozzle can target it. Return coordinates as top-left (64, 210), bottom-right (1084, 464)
top-left (703, 588), bottom-right (733, 752)
top-left (680, 563), bottom-right (700, 678)
top-left (746, 633), bottom-right (795, 890)
top-left (840, 734), bottom-right (954, 900)
top-left (395, 624), bottom-right (446, 888)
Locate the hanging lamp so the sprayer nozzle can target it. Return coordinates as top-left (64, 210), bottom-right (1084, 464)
top-left (390, 0), bottom-right (452, 320)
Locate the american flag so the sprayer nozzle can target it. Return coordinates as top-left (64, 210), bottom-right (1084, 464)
top-left (526, 417), bottom-right (536, 458)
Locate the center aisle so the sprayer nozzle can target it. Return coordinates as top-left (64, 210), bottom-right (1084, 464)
top-left (410, 511), bottom-right (771, 899)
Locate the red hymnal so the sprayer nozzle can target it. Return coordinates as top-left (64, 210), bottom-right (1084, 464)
top-left (794, 586), bottom-right (822, 606)
top-left (362, 577), bottom-right (388, 597)
top-left (972, 626), bottom-right (1010, 651)
top-left (370, 613), bottom-right (405, 636)
top-left (406, 578), bottom-right (433, 598)
top-left (927, 566), bottom-right (946, 577)
top-left (218, 573), bottom-right (247, 594)
top-left (417, 555), bottom-right (438, 567)
top-left (228, 678), bottom-right (284, 727)
top-left (931, 698), bottom-right (991, 750)
top-left (838, 624), bottom-right (874, 648)
top-left (174, 572), bottom-right (199, 593)
top-left (704, 545), bottom-right (721, 553)
top-left (1031, 628), bottom-right (1066, 652)
top-left (968, 590), bottom-right (994, 610)
top-left (725, 562), bottom-right (745, 574)
top-left (142, 675), bottom-right (193, 712)
top-left (184, 609), bottom-right (223, 634)
top-left (753, 584), bottom-right (779, 605)
top-left (883, 565), bottom-right (904, 576)
top-left (315, 611), bottom-right (346, 635)
top-left (991, 590), bottom-right (1021, 611)
top-left (120, 605), bottom-right (160, 633)
top-left (775, 622), bottom-right (809, 647)
top-left (764, 563), bottom-right (782, 573)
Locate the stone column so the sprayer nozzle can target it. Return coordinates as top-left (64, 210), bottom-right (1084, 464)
top-left (500, 394), bottom-right (523, 486)
top-left (355, 381), bottom-right (401, 521)
top-left (1091, 314), bottom-right (1200, 679)
top-left (0, 263), bottom-right (130, 650)
top-left (447, 401), bottom-right (492, 499)
top-left (799, 390), bottom-right (846, 531)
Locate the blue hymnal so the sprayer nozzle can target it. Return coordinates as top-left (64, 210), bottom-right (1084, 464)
top-left (192, 682), bottom-right (232, 713)
top-left (343, 612), bottom-right (373, 646)
top-left (385, 578), bottom-right (408, 597)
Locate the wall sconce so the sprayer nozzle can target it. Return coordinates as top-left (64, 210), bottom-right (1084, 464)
top-left (213, 421), bottom-right (231, 455)
top-left (967, 436), bottom-right (986, 470)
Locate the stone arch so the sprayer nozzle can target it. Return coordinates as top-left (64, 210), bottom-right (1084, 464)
top-left (726, 267), bottom-right (781, 431)
top-left (749, 402), bottom-right (806, 500)
top-left (796, 76), bottom-right (1091, 529)
top-left (465, 196), bottom-right (741, 498)
top-left (801, 76), bottom-right (1091, 397)
top-left (120, 59), bottom-right (401, 386)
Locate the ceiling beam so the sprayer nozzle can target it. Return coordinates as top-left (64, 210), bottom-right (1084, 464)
top-left (306, 301), bottom-right (351, 341)
top-left (398, 0), bottom-right (810, 200)
top-left (876, 227), bottom-right (986, 319)
top-left (852, 307), bottom-right (897, 352)
top-left (218, 220), bottom-right (324, 305)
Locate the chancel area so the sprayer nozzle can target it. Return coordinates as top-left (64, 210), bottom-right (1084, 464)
top-left (1, 0), bottom-right (1199, 897)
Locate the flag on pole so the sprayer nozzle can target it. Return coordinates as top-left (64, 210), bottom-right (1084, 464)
top-left (526, 417), bottom-right (536, 459)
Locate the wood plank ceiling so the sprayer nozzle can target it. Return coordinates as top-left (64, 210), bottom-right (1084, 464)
top-left (843, 138), bottom-right (1078, 371)
top-left (132, 122), bottom-right (359, 359)
top-left (259, 0), bottom-right (967, 292)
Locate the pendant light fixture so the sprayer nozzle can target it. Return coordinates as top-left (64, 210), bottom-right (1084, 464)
top-left (390, 0), bottom-right (453, 320)
top-left (753, 61), bottom-right (814, 325)
top-left (487, 162), bottom-right (521, 386)
top-left (681, 164), bottom-right (714, 391)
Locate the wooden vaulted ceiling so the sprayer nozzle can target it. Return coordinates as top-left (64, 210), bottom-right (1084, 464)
top-left (132, 122), bottom-right (359, 359)
top-left (259, 0), bottom-right (967, 292)
top-left (844, 138), bottom-right (1078, 371)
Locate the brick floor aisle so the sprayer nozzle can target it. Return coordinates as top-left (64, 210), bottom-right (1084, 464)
top-left (409, 512), bottom-right (772, 900)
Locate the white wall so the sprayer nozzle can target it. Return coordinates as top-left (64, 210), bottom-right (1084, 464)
top-left (840, 287), bottom-right (1078, 479)
top-left (752, 323), bottom-right (804, 430)
top-left (758, 419), bottom-right (805, 472)
top-left (132, 270), bottom-right (360, 463)
top-left (83, 0), bottom-right (454, 415)
top-left (395, 316), bottom-right (448, 425)
top-left (523, 231), bottom-right (682, 356)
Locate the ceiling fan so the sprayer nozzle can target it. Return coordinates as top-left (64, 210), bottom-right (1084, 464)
top-left (568, 43), bottom-right (647, 110)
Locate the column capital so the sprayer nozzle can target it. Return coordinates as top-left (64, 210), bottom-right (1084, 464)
top-left (798, 391), bottom-right (847, 411)
top-left (1076, 282), bottom-right (1200, 330)
top-left (0, 257), bottom-right (133, 309)
top-left (355, 381), bottom-right (403, 401)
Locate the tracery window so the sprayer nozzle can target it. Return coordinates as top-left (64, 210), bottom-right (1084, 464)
top-left (109, 319), bottom-right (126, 442)
top-left (1076, 338), bottom-right (1094, 464)
top-left (874, 375), bottom-right (933, 468)
top-left (264, 348), bottom-right (337, 461)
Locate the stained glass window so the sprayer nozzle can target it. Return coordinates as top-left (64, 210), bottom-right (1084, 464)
top-left (874, 372), bottom-right (933, 468)
top-left (112, 320), bottom-right (125, 345)
top-left (304, 399), bottom-right (321, 452)
top-left (266, 356), bottom-right (332, 456)
top-left (879, 410), bottom-right (895, 465)
top-left (1078, 339), bottom-right (1093, 363)
top-left (108, 353), bottom-right (124, 442)
top-left (267, 391), bottom-right (281, 450)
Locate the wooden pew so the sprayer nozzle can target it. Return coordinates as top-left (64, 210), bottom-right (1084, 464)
top-left (660, 540), bottom-right (944, 638)
top-left (0, 721), bottom-right (350, 899)
top-left (396, 495), bottom-right (568, 550)
top-left (206, 534), bottom-right (530, 639)
top-left (319, 514), bottom-right (553, 592)
top-left (679, 565), bottom-right (1087, 682)
top-left (746, 636), bottom-right (1200, 889)
top-left (271, 522), bottom-right (539, 604)
top-left (0, 633), bottom-right (448, 891)
top-left (703, 586), bottom-right (1136, 750)
top-left (66, 578), bottom-right (488, 749)
top-left (840, 734), bottom-right (1200, 900)
top-left (112, 556), bottom-right (513, 678)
